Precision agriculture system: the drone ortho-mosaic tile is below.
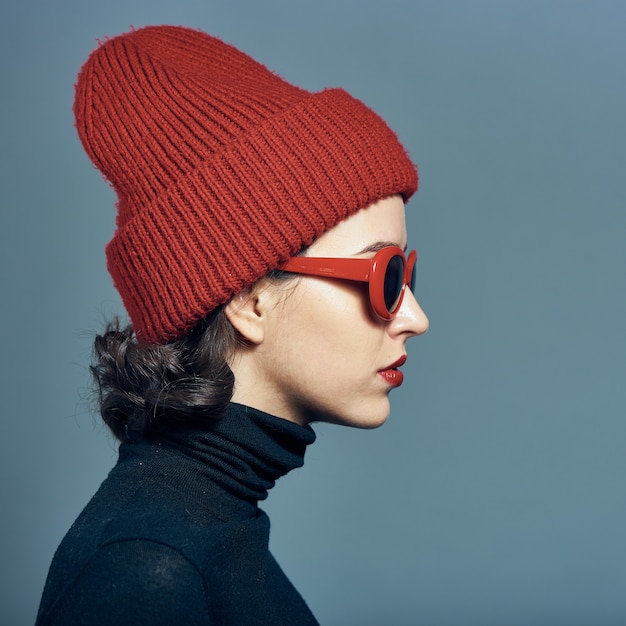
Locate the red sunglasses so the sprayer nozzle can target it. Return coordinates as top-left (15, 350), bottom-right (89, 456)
top-left (281, 246), bottom-right (417, 321)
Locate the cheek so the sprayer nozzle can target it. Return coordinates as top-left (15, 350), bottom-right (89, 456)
top-left (307, 277), bottom-right (373, 324)
top-left (278, 278), bottom-right (382, 367)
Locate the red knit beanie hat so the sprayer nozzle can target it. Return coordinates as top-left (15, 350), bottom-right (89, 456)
top-left (74, 25), bottom-right (418, 344)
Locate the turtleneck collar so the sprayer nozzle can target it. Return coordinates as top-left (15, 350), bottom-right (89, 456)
top-left (119, 403), bottom-right (316, 519)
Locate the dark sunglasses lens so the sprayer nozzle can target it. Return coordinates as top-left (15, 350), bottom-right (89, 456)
top-left (409, 261), bottom-right (416, 293)
top-left (384, 255), bottom-right (404, 312)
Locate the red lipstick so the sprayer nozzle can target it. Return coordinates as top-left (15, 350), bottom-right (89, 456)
top-left (379, 355), bottom-right (407, 387)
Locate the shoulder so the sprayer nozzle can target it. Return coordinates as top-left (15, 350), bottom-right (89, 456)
top-left (42, 539), bottom-right (210, 626)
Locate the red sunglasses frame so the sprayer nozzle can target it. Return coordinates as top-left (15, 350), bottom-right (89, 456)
top-left (280, 246), bottom-right (417, 321)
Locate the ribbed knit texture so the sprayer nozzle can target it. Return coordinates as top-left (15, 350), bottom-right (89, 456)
top-left (74, 25), bottom-right (418, 343)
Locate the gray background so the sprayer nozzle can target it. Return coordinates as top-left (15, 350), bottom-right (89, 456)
top-left (1, 1), bottom-right (625, 625)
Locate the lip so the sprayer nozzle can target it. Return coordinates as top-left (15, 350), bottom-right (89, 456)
top-left (385, 355), bottom-right (407, 370)
top-left (378, 354), bottom-right (407, 388)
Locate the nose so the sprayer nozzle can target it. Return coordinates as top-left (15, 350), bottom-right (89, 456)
top-left (390, 289), bottom-right (429, 337)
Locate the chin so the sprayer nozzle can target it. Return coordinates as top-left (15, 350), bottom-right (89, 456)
top-left (300, 396), bottom-right (391, 430)
top-left (314, 401), bottom-right (391, 429)
top-left (353, 412), bottom-right (390, 430)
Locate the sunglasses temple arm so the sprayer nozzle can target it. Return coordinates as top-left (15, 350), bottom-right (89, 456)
top-left (280, 258), bottom-right (372, 282)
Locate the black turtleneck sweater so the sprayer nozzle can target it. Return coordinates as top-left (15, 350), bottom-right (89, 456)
top-left (36, 403), bottom-right (319, 625)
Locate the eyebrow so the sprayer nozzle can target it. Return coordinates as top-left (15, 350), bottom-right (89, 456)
top-left (355, 241), bottom-right (407, 255)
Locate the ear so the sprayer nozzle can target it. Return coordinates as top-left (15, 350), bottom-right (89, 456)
top-left (224, 283), bottom-right (271, 346)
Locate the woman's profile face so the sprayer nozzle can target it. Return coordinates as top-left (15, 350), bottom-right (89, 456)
top-left (231, 195), bottom-right (429, 428)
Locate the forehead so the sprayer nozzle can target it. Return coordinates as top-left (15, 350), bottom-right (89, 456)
top-left (309, 195), bottom-right (407, 256)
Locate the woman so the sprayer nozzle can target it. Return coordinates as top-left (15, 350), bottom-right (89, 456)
top-left (36, 25), bottom-right (428, 625)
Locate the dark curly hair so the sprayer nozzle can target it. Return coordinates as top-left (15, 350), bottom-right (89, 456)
top-left (91, 305), bottom-right (240, 443)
